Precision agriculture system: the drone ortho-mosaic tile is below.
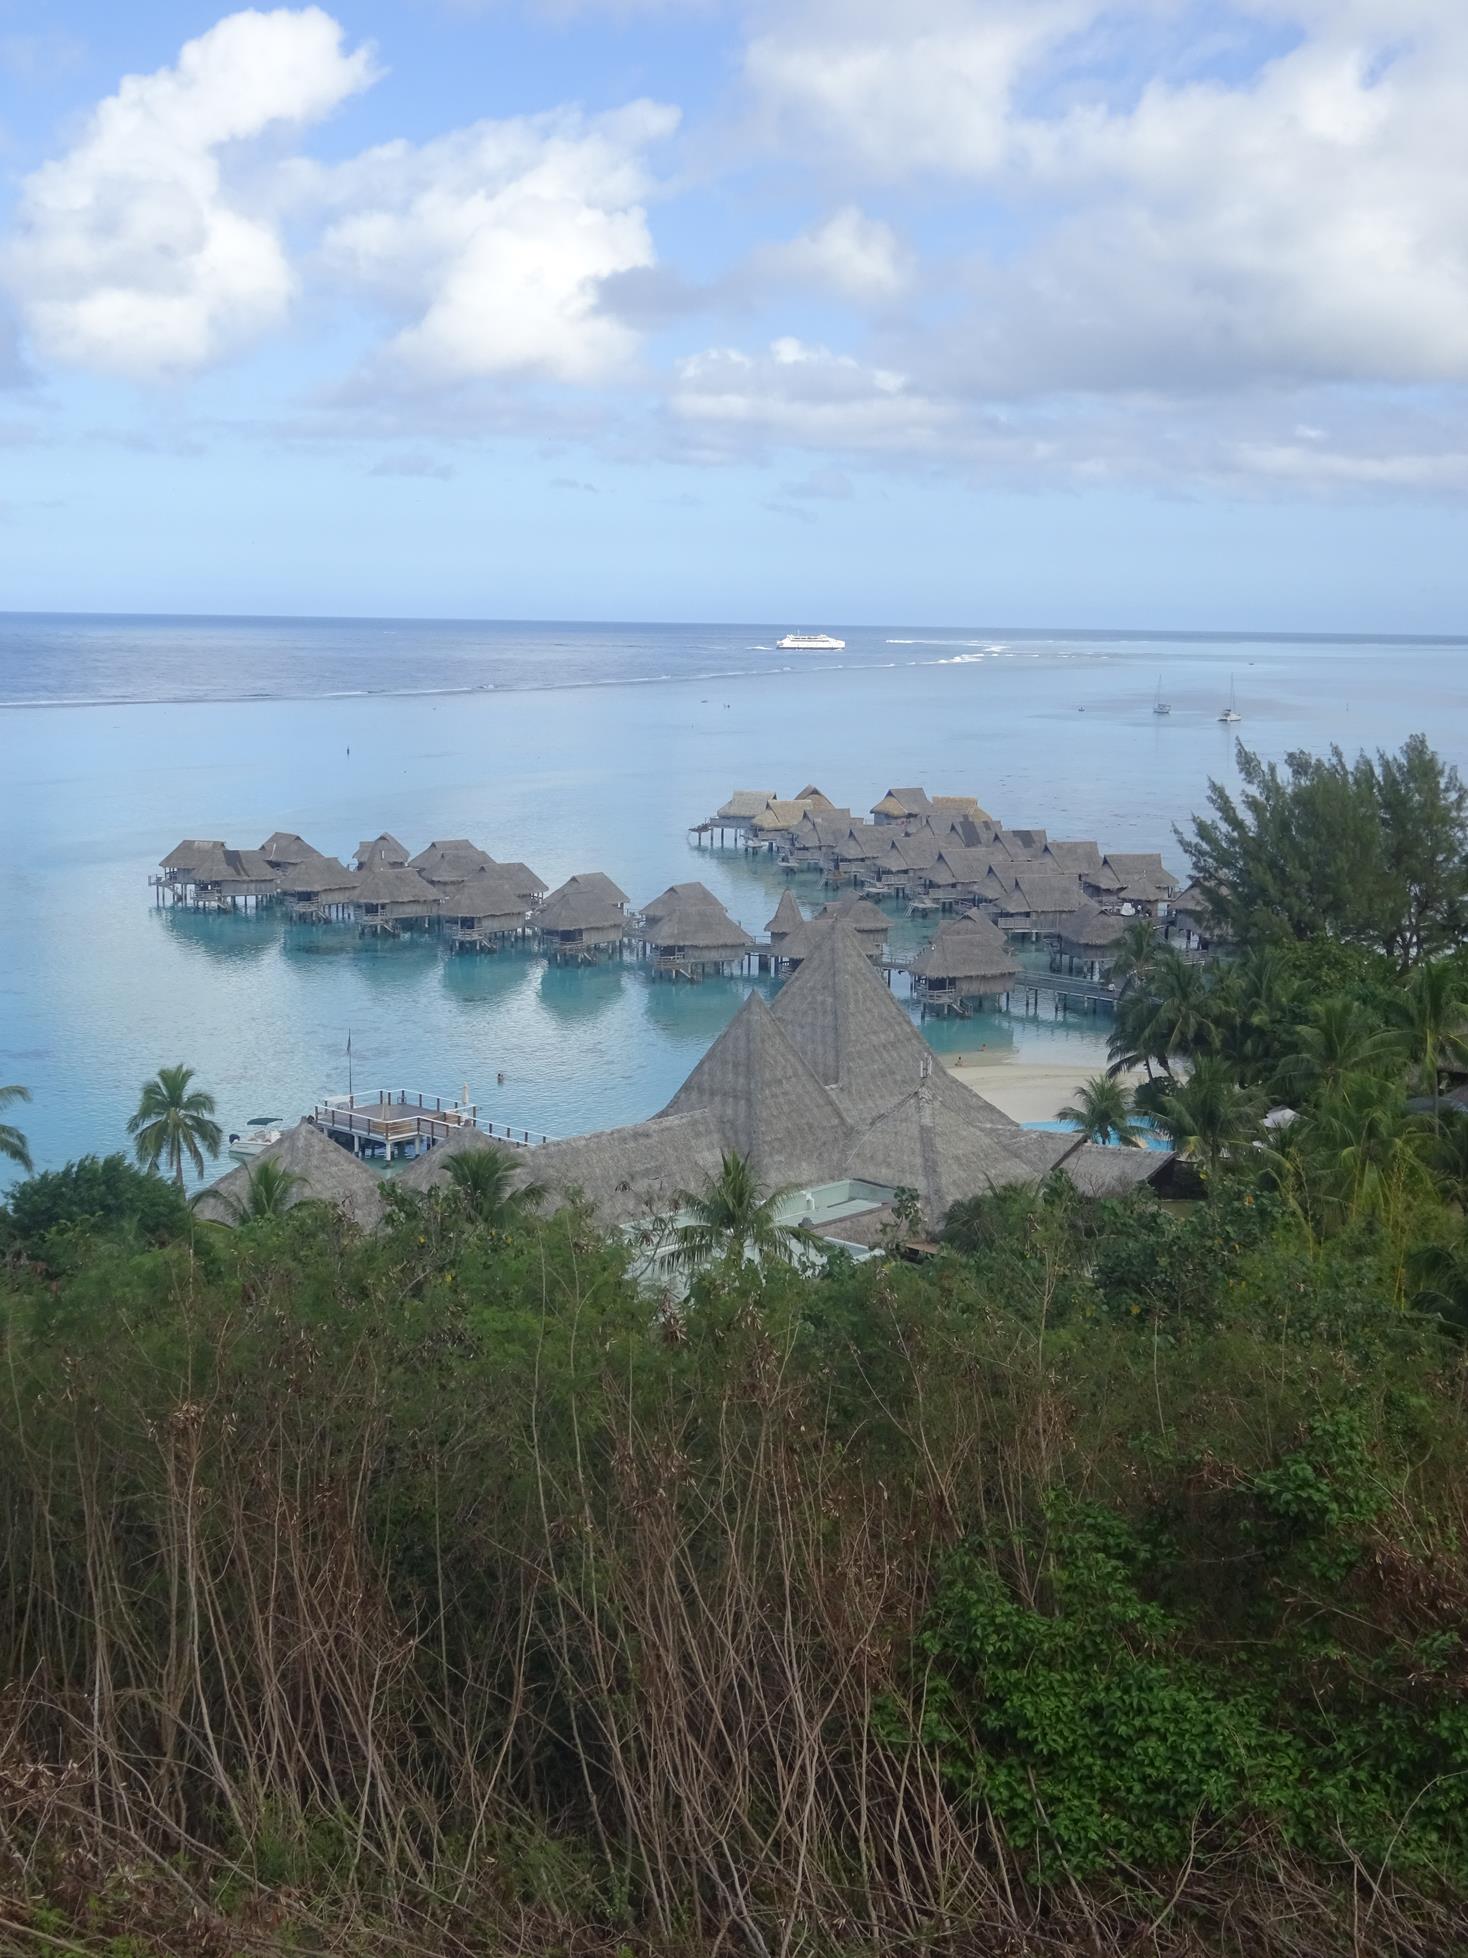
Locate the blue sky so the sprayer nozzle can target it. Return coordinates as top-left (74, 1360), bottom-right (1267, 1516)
top-left (2, 0), bottom-right (1467, 628)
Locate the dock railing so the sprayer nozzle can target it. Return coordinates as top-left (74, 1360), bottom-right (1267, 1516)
top-left (313, 1090), bottom-right (554, 1150)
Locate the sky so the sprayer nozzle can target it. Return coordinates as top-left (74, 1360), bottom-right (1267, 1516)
top-left (1, 0), bottom-right (1467, 629)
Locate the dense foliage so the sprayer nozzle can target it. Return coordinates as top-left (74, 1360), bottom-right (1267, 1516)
top-left (6, 733), bottom-right (1468, 1954)
top-left (1180, 734), bottom-right (1468, 966)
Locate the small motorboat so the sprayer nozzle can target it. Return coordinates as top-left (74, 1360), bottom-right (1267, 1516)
top-left (227, 1116), bottom-right (285, 1160)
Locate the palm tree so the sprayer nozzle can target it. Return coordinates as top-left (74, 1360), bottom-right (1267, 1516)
top-left (1153, 1057), bottom-right (1263, 1180)
top-left (1280, 997), bottom-right (1404, 1107)
top-left (216, 1157), bottom-right (302, 1223)
top-left (670, 1151), bottom-right (811, 1273)
top-left (0, 1085), bottom-right (33, 1174)
top-left (127, 1065), bottom-right (223, 1187)
top-left (1108, 916), bottom-right (1161, 996)
top-left (444, 1145), bottom-right (545, 1228)
top-left (1057, 1074), bottom-right (1143, 1147)
top-left (1391, 960), bottom-right (1468, 1114)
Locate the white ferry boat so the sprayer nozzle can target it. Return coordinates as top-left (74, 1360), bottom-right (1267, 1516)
top-left (776, 632), bottom-right (845, 650)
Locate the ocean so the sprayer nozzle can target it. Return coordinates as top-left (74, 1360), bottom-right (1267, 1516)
top-left (4, 613), bottom-right (1465, 1186)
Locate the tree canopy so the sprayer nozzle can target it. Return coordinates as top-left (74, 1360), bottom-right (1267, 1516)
top-left (1178, 734), bottom-right (1468, 968)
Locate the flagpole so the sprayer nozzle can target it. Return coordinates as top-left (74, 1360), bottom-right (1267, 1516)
top-left (347, 1029), bottom-right (353, 1101)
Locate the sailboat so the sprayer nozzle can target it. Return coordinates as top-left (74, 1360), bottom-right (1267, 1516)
top-left (1152, 674), bottom-right (1172, 716)
top-left (1218, 674), bottom-right (1242, 725)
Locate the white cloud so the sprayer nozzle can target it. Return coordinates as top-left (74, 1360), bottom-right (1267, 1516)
top-left (757, 206), bottom-right (911, 302)
top-left (306, 101), bottom-right (678, 384)
top-left (6, 7), bottom-right (377, 379)
top-left (673, 337), bottom-right (961, 456)
top-left (745, 0), bottom-right (1096, 177)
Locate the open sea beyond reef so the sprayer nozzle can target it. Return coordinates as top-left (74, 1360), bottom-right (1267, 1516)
top-left (4, 613), bottom-right (1466, 1185)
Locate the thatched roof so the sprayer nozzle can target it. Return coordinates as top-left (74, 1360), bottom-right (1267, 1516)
top-left (876, 832), bottom-right (941, 873)
top-left (845, 1082), bottom-right (1059, 1221)
top-left (716, 790), bottom-right (778, 822)
top-left (160, 838), bottom-right (226, 873)
top-left (539, 880), bottom-right (627, 934)
top-left (352, 865), bottom-right (441, 911)
top-left (530, 1109), bottom-right (731, 1227)
top-left (871, 787), bottom-right (933, 820)
top-left (1060, 1144), bottom-right (1170, 1197)
top-left (909, 915), bottom-right (1019, 986)
top-left (792, 811), bottom-right (858, 847)
top-left (931, 794), bottom-right (992, 821)
top-left (993, 827), bottom-right (1048, 858)
top-left (563, 870), bottom-right (629, 907)
top-left (1099, 852), bottom-right (1179, 899)
top-left (437, 865), bottom-right (528, 924)
top-left (772, 923), bottom-right (1016, 1131)
top-left (1043, 839), bottom-right (1103, 876)
top-left (932, 846), bottom-right (1014, 888)
top-left (1168, 882), bottom-right (1215, 921)
top-left (816, 896), bottom-right (888, 940)
top-left (212, 847), bottom-right (278, 889)
top-left (643, 893), bottom-right (754, 956)
top-left (194, 1121), bottom-right (385, 1230)
top-left (412, 840), bottom-right (497, 882)
top-left (835, 829), bottom-right (881, 862)
top-left (1057, 902), bottom-right (1129, 952)
top-left (500, 861), bottom-right (548, 902)
top-left (280, 856), bottom-right (359, 900)
top-left (767, 890), bottom-right (805, 939)
top-left (793, 785), bottom-right (835, 808)
top-left (260, 832), bottom-right (327, 867)
top-left (1000, 871), bottom-right (1086, 921)
top-left (393, 1125), bottom-right (500, 1192)
top-left (641, 881), bottom-right (723, 926)
top-left (356, 834), bottom-right (409, 869)
top-left (751, 798), bottom-right (820, 835)
top-left (661, 993), bottom-right (851, 1184)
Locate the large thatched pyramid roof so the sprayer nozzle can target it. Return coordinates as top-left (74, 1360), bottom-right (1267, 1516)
top-left (660, 992), bottom-right (850, 1184)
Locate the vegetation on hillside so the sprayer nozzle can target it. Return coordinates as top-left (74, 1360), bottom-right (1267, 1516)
top-left (4, 736), bottom-right (1468, 1955)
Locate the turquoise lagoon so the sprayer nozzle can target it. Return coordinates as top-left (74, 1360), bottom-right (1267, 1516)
top-left (5, 616), bottom-right (1465, 1183)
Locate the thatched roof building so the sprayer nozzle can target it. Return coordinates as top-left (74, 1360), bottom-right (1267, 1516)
top-left (908, 915), bottom-right (1020, 999)
top-left (641, 881), bottom-right (723, 928)
top-left (438, 865), bottom-right (528, 933)
top-left (815, 896), bottom-right (888, 947)
top-left (993, 827), bottom-right (1048, 858)
top-left (1089, 852), bottom-right (1179, 905)
top-left (793, 785), bottom-right (836, 808)
top-left (194, 1121), bottom-right (385, 1231)
top-left (411, 839), bottom-right (497, 883)
top-left (931, 793), bottom-right (992, 822)
top-left (640, 889), bottom-right (754, 971)
top-left (1057, 903), bottom-right (1130, 958)
top-left (500, 862), bottom-right (548, 906)
top-left (279, 857), bottom-right (359, 906)
top-left (715, 790), bottom-right (779, 825)
top-left (356, 834), bottom-right (409, 870)
top-left (750, 798), bottom-right (822, 839)
top-left (160, 838), bottom-right (226, 879)
top-left (352, 864), bottom-right (441, 925)
top-left (995, 871), bottom-right (1086, 931)
top-left (260, 832), bottom-right (327, 871)
top-left (766, 890), bottom-right (805, 945)
top-left (1043, 839), bottom-right (1104, 878)
top-left (180, 844), bottom-right (278, 899)
top-left (871, 786), bottom-right (934, 825)
top-left (538, 877), bottom-right (627, 957)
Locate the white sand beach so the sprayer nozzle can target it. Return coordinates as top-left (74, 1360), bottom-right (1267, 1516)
top-left (946, 1055), bottom-right (1141, 1124)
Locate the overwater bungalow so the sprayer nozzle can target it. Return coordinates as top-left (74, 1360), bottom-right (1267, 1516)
top-left (992, 826), bottom-right (1049, 859)
top-left (352, 864), bottom-right (441, 934)
top-left (693, 790), bottom-right (779, 845)
top-left (1055, 902), bottom-right (1131, 978)
top-left (409, 840), bottom-right (497, 884)
top-left (538, 877), bottom-right (628, 962)
top-left (815, 896), bottom-right (889, 953)
top-left (784, 809), bottom-right (858, 870)
top-left (640, 888), bottom-right (754, 979)
top-left (1166, 884), bottom-right (1226, 951)
top-left (356, 833), bottom-right (410, 871)
top-left (1092, 851), bottom-right (1180, 912)
top-left (157, 839), bottom-right (227, 894)
top-left (995, 870), bottom-right (1087, 935)
top-left (766, 890), bottom-right (805, 951)
top-left (793, 784), bottom-right (836, 809)
top-left (500, 861), bottom-right (548, 908)
top-left (1042, 839), bottom-right (1104, 878)
top-left (439, 866), bottom-right (529, 951)
top-left (931, 793), bottom-right (992, 823)
top-left (749, 797), bottom-right (823, 845)
top-left (907, 914), bottom-right (1020, 1012)
top-left (260, 832), bottom-right (328, 874)
top-left (871, 786), bottom-right (934, 826)
top-left (870, 830), bottom-right (941, 896)
top-left (279, 857), bottom-right (360, 920)
top-left (173, 842), bottom-right (279, 908)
